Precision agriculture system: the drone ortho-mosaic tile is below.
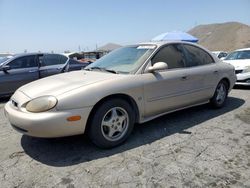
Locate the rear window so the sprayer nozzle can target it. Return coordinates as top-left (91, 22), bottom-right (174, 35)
top-left (41, 54), bottom-right (68, 66)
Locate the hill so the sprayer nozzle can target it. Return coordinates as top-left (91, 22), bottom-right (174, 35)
top-left (97, 43), bottom-right (122, 52)
top-left (188, 22), bottom-right (250, 51)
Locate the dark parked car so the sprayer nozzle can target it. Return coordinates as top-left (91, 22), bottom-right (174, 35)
top-left (0, 53), bottom-right (88, 96)
top-left (66, 58), bottom-right (91, 71)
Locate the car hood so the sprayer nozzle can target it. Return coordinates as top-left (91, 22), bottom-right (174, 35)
top-left (223, 59), bottom-right (250, 70)
top-left (18, 70), bottom-right (122, 98)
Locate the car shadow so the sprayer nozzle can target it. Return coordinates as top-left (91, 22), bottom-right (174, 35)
top-left (233, 85), bottom-right (250, 90)
top-left (21, 97), bottom-right (245, 167)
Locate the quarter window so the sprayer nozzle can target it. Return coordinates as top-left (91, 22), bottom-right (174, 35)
top-left (8, 56), bottom-right (37, 69)
top-left (183, 44), bottom-right (214, 67)
top-left (151, 44), bottom-right (186, 69)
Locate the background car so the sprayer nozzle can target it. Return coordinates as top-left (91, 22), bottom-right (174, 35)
top-left (0, 53), bottom-right (88, 97)
top-left (0, 55), bottom-right (13, 66)
top-left (66, 58), bottom-right (91, 71)
top-left (212, 51), bottom-right (228, 59)
top-left (223, 48), bottom-right (250, 86)
top-left (5, 41), bottom-right (236, 148)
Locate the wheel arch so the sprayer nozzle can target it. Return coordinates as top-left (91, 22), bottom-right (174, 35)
top-left (85, 93), bottom-right (140, 132)
top-left (220, 77), bottom-right (230, 90)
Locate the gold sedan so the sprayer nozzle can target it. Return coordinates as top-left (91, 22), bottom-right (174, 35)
top-left (5, 41), bottom-right (236, 148)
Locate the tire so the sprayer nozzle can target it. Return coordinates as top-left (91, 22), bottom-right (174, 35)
top-left (88, 98), bottom-right (135, 148)
top-left (210, 80), bottom-right (229, 108)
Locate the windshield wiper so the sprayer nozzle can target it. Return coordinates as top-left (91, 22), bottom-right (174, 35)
top-left (85, 67), bottom-right (118, 74)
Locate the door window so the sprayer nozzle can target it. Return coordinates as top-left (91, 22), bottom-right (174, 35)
top-left (8, 55), bottom-right (37, 69)
top-left (151, 44), bottom-right (186, 69)
top-left (183, 44), bottom-right (214, 67)
top-left (41, 54), bottom-right (67, 66)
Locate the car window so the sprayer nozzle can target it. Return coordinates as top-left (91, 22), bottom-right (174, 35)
top-left (38, 55), bottom-right (44, 65)
top-left (60, 55), bottom-right (68, 64)
top-left (41, 54), bottom-right (67, 66)
top-left (8, 55), bottom-right (37, 69)
top-left (69, 59), bottom-right (81, 65)
top-left (183, 44), bottom-right (214, 67)
top-left (222, 53), bottom-right (227, 57)
top-left (218, 53), bottom-right (223, 59)
top-left (151, 44), bottom-right (186, 69)
top-left (87, 45), bottom-right (156, 74)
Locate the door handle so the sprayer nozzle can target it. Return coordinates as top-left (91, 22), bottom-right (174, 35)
top-left (29, 70), bottom-right (38, 73)
top-left (213, 70), bottom-right (219, 74)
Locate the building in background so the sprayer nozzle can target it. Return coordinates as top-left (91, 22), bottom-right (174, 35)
top-left (63, 43), bottom-right (122, 63)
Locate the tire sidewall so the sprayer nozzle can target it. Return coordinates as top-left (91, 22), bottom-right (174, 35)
top-left (211, 80), bottom-right (229, 108)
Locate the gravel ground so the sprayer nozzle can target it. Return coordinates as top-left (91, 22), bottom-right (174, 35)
top-left (0, 87), bottom-right (250, 188)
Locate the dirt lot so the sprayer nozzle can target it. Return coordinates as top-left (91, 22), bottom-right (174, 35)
top-left (0, 88), bottom-right (250, 188)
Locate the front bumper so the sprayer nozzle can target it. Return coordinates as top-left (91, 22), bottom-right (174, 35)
top-left (4, 101), bottom-right (92, 138)
top-left (235, 72), bottom-right (250, 86)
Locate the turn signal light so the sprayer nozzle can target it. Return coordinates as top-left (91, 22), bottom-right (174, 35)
top-left (67, 116), bottom-right (81, 121)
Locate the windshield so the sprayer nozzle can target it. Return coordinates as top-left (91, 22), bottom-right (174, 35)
top-left (0, 57), bottom-right (11, 66)
top-left (86, 45), bottom-right (156, 74)
top-left (212, 52), bottom-right (220, 56)
top-left (225, 50), bottom-right (250, 60)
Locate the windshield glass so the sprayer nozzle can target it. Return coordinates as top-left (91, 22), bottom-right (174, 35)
top-left (225, 50), bottom-right (250, 60)
top-left (0, 57), bottom-right (11, 65)
top-left (212, 52), bottom-right (220, 56)
top-left (86, 45), bottom-right (156, 74)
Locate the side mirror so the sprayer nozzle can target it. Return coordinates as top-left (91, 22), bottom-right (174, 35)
top-left (147, 62), bottom-right (168, 73)
top-left (0, 65), bottom-right (11, 72)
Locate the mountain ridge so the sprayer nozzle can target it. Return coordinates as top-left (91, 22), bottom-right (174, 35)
top-left (188, 22), bottom-right (250, 51)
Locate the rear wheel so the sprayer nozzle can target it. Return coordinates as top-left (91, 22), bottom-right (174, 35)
top-left (88, 99), bottom-right (135, 148)
top-left (210, 80), bottom-right (229, 108)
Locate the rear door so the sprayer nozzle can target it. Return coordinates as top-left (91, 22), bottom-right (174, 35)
top-left (182, 44), bottom-right (219, 101)
top-left (39, 54), bottom-right (68, 78)
top-left (0, 55), bottom-right (39, 95)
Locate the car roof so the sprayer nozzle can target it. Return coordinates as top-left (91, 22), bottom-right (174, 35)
top-left (1, 53), bottom-right (69, 65)
top-left (11, 53), bottom-right (68, 59)
top-left (235, 48), bottom-right (250, 52)
top-left (137, 41), bottom-right (213, 55)
top-left (138, 40), bottom-right (204, 48)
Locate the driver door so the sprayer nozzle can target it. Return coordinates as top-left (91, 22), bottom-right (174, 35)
top-left (143, 44), bottom-right (195, 118)
top-left (0, 55), bottom-right (39, 95)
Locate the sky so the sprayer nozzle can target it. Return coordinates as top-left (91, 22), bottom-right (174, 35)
top-left (0, 0), bottom-right (249, 53)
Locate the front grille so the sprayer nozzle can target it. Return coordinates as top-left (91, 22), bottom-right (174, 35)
top-left (235, 70), bottom-right (243, 74)
top-left (11, 99), bottom-right (18, 108)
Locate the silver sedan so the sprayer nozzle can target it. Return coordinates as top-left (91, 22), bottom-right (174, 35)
top-left (4, 41), bottom-right (236, 148)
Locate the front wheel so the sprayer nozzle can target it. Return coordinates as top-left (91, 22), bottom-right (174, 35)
top-left (88, 99), bottom-right (135, 148)
top-left (210, 80), bottom-right (229, 108)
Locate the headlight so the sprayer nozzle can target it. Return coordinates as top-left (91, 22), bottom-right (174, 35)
top-left (242, 66), bottom-right (250, 73)
top-left (26, 96), bottom-right (57, 112)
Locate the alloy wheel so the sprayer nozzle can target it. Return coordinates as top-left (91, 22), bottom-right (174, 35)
top-left (101, 107), bottom-right (129, 142)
